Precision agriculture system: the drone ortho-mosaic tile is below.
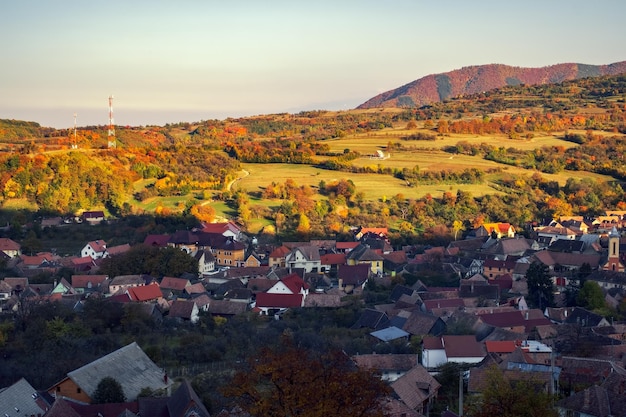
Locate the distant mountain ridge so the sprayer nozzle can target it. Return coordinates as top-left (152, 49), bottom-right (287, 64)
top-left (357, 61), bottom-right (626, 109)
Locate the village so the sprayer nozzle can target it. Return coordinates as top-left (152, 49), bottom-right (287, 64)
top-left (2, 210), bottom-right (626, 417)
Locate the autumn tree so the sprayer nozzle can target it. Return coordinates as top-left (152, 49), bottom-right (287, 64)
top-left (222, 336), bottom-right (391, 417)
top-left (466, 366), bottom-right (557, 417)
top-left (189, 204), bottom-right (216, 223)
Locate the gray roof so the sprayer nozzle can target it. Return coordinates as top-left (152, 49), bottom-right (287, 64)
top-left (67, 342), bottom-right (170, 402)
top-left (0, 378), bottom-right (49, 417)
top-left (370, 326), bottom-right (410, 342)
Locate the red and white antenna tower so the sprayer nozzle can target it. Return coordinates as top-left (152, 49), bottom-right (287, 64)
top-left (107, 95), bottom-right (116, 148)
top-left (72, 113), bottom-right (78, 149)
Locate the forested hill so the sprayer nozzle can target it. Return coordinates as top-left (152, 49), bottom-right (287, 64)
top-left (357, 61), bottom-right (626, 109)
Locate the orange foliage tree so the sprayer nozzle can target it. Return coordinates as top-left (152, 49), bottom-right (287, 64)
top-left (221, 336), bottom-right (391, 417)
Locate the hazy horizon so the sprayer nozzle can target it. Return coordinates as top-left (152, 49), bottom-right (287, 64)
top-left (2, 0), bottom-right (625, 128)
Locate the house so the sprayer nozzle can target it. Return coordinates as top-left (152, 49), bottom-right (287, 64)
top-left (475, 223), bottom-right (515, 238)
top-left (421, 335), bottom-right (486, 368)
top-left (346, 243), bottom-right (384, 275)
top-left (336, 241), bottom-right (360, 253)
top-left (478, 309), bottom-right (552, 333)
top-left (52, 278), bottom-right (77, 295)
top-left (352, 354), bottom-right (418, 382)
top-left (354, 226), bottom-right (388, 241)
top-left (351, 308), bottom-right (390, 330)
top-left (0, 237), bottom-right (21, 258)
top-left (108, 275), bottom-right (144, 295)
top-left (19, 252), bottom-right (61, 270)
top-left (337, 263), bottom-right (370, 292)
top-left (168, 230), bottom-right (200, 254)
top-left (320, 252), bottom-right (346, 274)
top-left (160, 276), bottom-right (191, 294)
top-left (46, 378), bottom-right (210, 417)
top-left (266, 272), bottom-right (309, 296)
top-left (0, 378), bottom-right (50, 417)
top-left (389, 365), bottom-right (441, 415)
top-left (82, 210), bottom-right (105, 225)
top-left (243, 252), bottom-right (263, 267)
top-left (199, 220), bottom-right (243, 241)
top-left (207, 299), bottom-right (248, 317)
top-left (168, 299), bottom-right (200, 323)
top-left (128, 283), bottom-right (163, 302)
top-left (48, 342), bottom-right (170, 403)
top-left (483, 258), bottom-right (516, 279)
top-left (195, 249), bottom-right (216, 275)
top-left (81, 240), bottom-right (107, 259)
top-left (254, 292), bottom-right (304, 315)
top-left (285, 246), bottom-right (321, 273)
top-left (398, 310), bottom-right (446, 337)
top-left (535, 226), bottom-right (578, 246)
top-left (71, 275), bottom-right (108, 293)
top-left (268, 245), bottom-right (291, 268)
top-left (211, 237), bottom-right (246, 267)
top-left (144, 234), bottom-right (171, 248)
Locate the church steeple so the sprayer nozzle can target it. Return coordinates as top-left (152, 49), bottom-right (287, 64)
top-left (603, 226), bottom-right (624, 272)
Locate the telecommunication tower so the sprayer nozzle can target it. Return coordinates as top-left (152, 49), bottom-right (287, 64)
top-left (107, 95), bottom-right (116, 148)
top-left (71, 113), bottom-right (78, 149)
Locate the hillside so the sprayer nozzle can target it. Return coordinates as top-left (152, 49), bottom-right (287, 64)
top-left (357, 61), bottom-right (626, 109)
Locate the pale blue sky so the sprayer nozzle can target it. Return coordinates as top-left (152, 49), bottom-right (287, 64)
top-left (1, 0), bottom-right (625, 128)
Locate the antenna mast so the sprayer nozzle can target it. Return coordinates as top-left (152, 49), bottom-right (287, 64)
top-left (72, 113), bottom-right (78, 149)
top-left (107, 95), bottom-right (116, 148)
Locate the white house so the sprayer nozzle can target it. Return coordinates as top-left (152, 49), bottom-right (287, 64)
top-left (285, 246), bottom-right (321, 273)
top-left (422, 335), bottom-right (486, 369)
top-left (81, 240), bottom-right (107, 259)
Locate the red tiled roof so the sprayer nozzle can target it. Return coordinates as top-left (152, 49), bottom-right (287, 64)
top-left (320, 253), bottom-right (346, 265)
top-left (71, 274), bottom-right (107, 288)
top-left (423, 298), bottom-right (465, 311)
top-left (442, 335), bottom-right (485, 358)
top-left (20, 252), bottom-right (57, 266)
top-left (200, 221), bottom-right (240, 234)
top-left (82, 210), bottom-right (105, 219)
top-left (269, 245), bottom-right (291, 259)
top-left (0, 238), bottom-right (20, 251)
top-left (281, 273), bottom-right (309, 293)
top-left (256, 292), bottom-right (303, 308)
top-left (72, 256), bottom-right (95, 266)
top-left (336, 241), bottom-right (360, 250)
top-left (185, 282), bottom-right (206, 294)
top-left (107, 243), bottom-right (131, 256)
top-left (422, 336), bottom-right (444, 350)
top-left (143, 234), bottom-right (171, 247)
top-left (87, 240), bottom-right (107, 253)
top-left (169, 299), bottom-right (197, 318)
top-left (160, 276), bottom-right (190, 291)
top-left (485, 340), bottom-right (517, 353)
top-left (128, 283), bottom-right (163, 301)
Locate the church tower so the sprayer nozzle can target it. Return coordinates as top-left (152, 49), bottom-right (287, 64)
top-left (602, 226), bottom-right (625, 272)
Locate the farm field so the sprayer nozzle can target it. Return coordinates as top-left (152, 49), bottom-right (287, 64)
top-left (322, 127), bottom-right (578, 155)
top-left (236, 162), bottom-right (418, 200)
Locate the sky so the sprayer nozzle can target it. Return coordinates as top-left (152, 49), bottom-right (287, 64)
top-left (1, 0), bottom-right (625, 128)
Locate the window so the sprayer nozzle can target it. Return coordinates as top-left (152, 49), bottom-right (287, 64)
top-left (77, 388), bottom-right (81, 393)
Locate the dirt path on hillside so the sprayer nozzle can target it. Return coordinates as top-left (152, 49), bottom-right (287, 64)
top-left (225, 169), bottom-right (249, 191)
